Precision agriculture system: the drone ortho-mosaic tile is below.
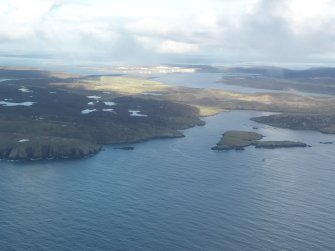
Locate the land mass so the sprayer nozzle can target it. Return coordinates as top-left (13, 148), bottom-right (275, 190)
top-left (251, 113), bottom-right (335, 134)
top-left (216, 66), bottom-right (335, 96)
top-left (211, 130), bottom-right (307, 151)
top-left (0, 66), bottom-right (333, 161)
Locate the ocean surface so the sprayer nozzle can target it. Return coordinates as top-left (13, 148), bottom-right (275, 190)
top-left (1, 61), bottom-right (335, 250)
top-left (1, 110), bottom-right (335, 250)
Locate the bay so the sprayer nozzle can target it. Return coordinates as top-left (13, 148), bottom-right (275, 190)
top-left (1, 111), bottom-right (335, 250)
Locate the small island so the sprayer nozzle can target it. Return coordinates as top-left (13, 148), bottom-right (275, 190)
top-left (211, 131), bottom-right (263, 151)
top-left (211, 130), bottom-right (307, 151)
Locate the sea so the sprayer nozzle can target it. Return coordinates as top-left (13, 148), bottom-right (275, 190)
top-left (1, 59), bottom-right (335, 250)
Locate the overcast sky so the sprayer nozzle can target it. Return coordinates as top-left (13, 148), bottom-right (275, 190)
top-left (1, 0), bottom-right (335, 64)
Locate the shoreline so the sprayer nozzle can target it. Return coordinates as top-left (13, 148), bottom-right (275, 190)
top-left (2, 108), bottom-right (334, 163)
top-left (1, 67), bottom-right (335, 162)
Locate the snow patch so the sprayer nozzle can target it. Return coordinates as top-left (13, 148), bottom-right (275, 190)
top-left (0, 101), bottom-right (35, 107)
top-left (18, 87), bottom-right (32, 93)
top-left (81, 109), bottom-right (97, 114)
top-left (18, 139), bottom-right (30, 143)
top-left (129, 110), bottom-right (148, 117)
top-left (104, 101), bottom-right (116, 106)
top-left (87, 96), bottom-right (101, 100)
top-left (102, 108), bottom-right (115, 112)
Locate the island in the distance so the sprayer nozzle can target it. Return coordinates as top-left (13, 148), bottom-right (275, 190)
top-left (211, 131), bottom-right (308, 151)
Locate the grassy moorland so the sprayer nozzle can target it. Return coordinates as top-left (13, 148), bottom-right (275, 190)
top-left (53, 75), bottom-right (335, 116)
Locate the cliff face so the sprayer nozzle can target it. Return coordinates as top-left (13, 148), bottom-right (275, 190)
top-left (0, 135), bottom-right (102, 161)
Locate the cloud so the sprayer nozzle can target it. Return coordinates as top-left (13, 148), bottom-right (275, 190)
top-left (0, 0), bottom-right (61, 40)
top-left (0, 0), bottom-right (335, 64)
top-left (156, 40), bottom-right (199, 54)
top-left (212, 0), bottom-right (335, 62)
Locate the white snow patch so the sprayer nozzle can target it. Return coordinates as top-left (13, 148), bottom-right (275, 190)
top-left (87, 96), bottom-right (101, 100)
top-left (18, 87), bottom-right (32, 93)
top-left (129, 110), bottom-right (148, 117)
top-left (104, 101), bottom-right (116, 106)
top-left (18, 139), bottom-right (30, 143)
top-left (0, 101), bottom-right (35, 107)
top-left (81, 109), bottom-right (97, 114)
top-left (102, 108), bottom-right (115, 113)
top-left (88, 102), bottom-right (95, 105)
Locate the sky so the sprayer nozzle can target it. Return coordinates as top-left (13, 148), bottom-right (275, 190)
top-left (0, 0), bottom-right (335, 65)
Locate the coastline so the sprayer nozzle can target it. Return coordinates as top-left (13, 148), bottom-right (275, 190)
top-left (1, 67), bottom-right (335, 162)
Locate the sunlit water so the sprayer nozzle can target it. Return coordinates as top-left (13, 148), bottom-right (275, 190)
top-left (1, 111), bottom-right (335, 250)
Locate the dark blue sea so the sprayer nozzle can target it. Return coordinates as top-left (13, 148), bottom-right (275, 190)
top-left (1, 110), bottom-right (335, 250)
top-left (1, 59), bottom-right (335, 250)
